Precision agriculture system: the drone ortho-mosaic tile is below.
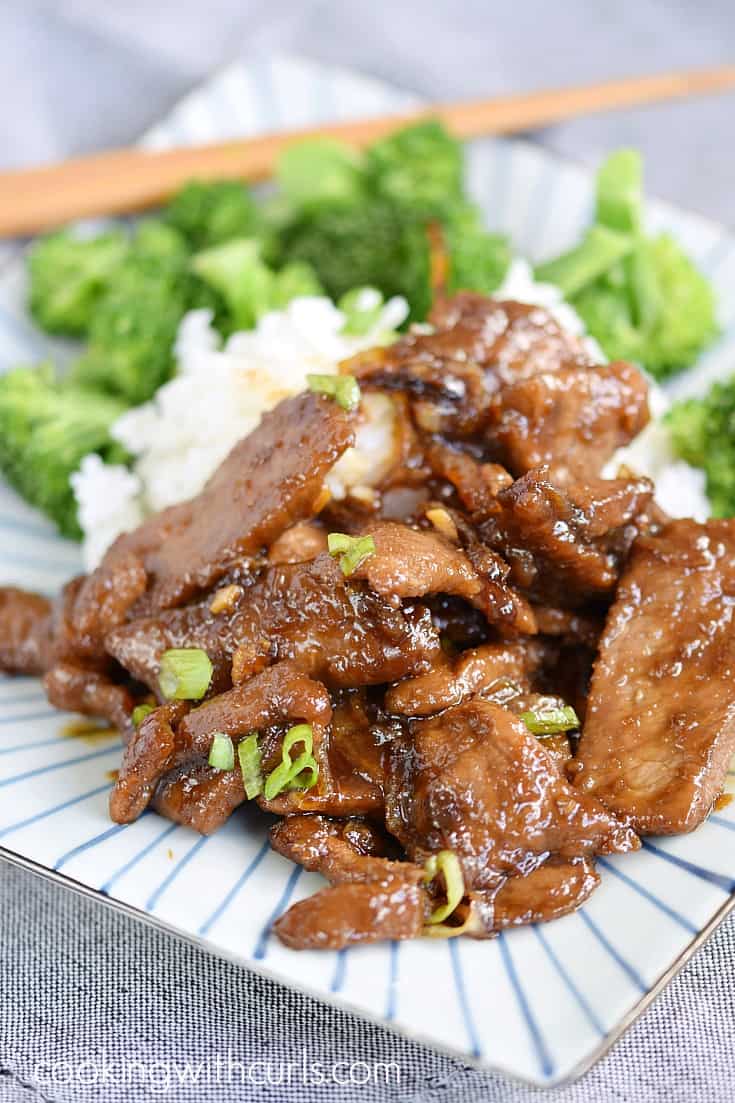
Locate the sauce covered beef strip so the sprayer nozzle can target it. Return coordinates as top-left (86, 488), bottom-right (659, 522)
top-left (479, 468), bottom-right (655, 606)
top-left (490, 857), bottom-right (600, 929)
top-left (485, 359), bottom-right (649, 482)
top-left (270, 814), bottom-right (426, 950)
top-left (385, 639), bottom-right (552, 717)
top-left (350, 521), bottom-right (536, 634)
top-left (386, 699), bottom-right (637, 934)
top-left (110, 661), bottom-right (331, 827)
top-left (0, 587), bottom-right (53, 674)
top-left (105, 551), bottom-right (442, 698)
top-left (348, 294), bottom-right (649, 481)
top-left (3, 287), bottom-right (713, 950)
top-left (69, 391), bottom-right (355, 644)
top-left (151, 690), bottom-right (390, 833)
top-left (572, 519), bottom-right (735, 834)
top-left (348, 296), bottom-right (595, 439)
top-left (273, 871), bottom-right (426, 950)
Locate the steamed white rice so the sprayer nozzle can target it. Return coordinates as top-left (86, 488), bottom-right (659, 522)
top-left (72, 259), bottom-right (710, 570)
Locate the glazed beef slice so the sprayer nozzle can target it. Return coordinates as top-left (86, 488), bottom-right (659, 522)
top-left (71, 392), bottom-right (354, 639)
top-left (105, 552), bottom-right (441, 696)
top-left (387, 698), bottom-right (638, 892)
top-left (349, 297), bottom-right (595, 438)
top-left (573, 519), bottom-right (735, 833)
top-left (480, 468), bottom-right (654, 606)
top-left (0, 587), bottom-right (53, 674)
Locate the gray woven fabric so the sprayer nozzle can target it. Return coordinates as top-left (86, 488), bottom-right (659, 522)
top-left (2, 861), bottom-right (735, 1102)
top-left (2, 2), bottom-right (735, 1100)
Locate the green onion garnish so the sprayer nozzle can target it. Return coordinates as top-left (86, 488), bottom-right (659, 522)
top-left (327, 532), bottom-right (376, 577)
top-left (520, 704), bottom-right (580, 736)
top-left (131, 703), bottom-right (154, 728)
top-left (158, 648), bottom-right (213, 701)
top-left (263, 723), bottom-right (319, 801)
top-left (238, 733), bottom-right (263, 800)
top-left (423, 850), bottom-right (465, 926)
top-left (208, 732), bottom-right (234, 771)
top-left (423, 910), bottom-right (479, 939)
top-left (307, 373), bottom-right (361, 411)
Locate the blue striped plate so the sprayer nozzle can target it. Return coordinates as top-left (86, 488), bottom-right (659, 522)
top-left (2, 55), bottom-right (735, 1087)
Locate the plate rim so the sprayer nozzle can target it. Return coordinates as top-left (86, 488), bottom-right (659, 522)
top-left (3, 836), bottom-right (735, 1088)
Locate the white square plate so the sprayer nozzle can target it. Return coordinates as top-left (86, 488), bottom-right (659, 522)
top-left (2, 55), bottom-right (735, 1088)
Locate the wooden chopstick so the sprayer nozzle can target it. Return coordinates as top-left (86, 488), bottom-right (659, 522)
top-left (1, 65), bottom-right (734, 238)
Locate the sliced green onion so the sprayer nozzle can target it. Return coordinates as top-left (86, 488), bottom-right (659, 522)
top-left (158, 648), bottom-right (213, 701)
top-left (423, 910), bottom-right (480, 939)
top-left (263, 723), bottom-right (319, 801)
top-left (423, 850), bottom-right (465, 926)
top-left (238, 732), bottom-right (263, 800)
top-left (131, 703), bottom-right (154, 728)
top-left (208, 732), bottom-right (234, 771)
top-left (521, 704), bottom-right (580, 736)
top-left (307, 373), bottom-right (361, 411)
top-left (327, 532), bottom-right (376, 577)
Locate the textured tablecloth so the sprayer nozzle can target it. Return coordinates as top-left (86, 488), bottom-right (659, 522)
top-left (2, 2), bottom-right (735, 1100)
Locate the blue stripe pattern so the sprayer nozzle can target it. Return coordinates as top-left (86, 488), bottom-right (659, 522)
top-left (532, 926), bottom-right (605, 1037)
top-left (54, 823), bottom-right (129, 871)
top-left (0, 513), bottom-right (64, 542)
top-left (597, 858), bottom-right (698, 934)
top-left (642, 840), bottom-right (735, 893)
top-left (198, 838), bottom-right (270, 936)
top-left (100, 821), bottom-right (179, 895)
top-left (449, 940), bottom-right (482, 1058)
top-left (0, 546), bottom-right (78, 574)
top-left (0, 743), bottom-right (118, 788)
top-left (252, 864), bottom-right (302, 960)
top-left (146, 834), bottom-right (210, 910)
top-left (0, 735), bottom-right (68, 755)
top-left (0, 781), bottom-right (111, 839)
top-left (330, 948), bottom-right (348, 994)
top-left (498, 931), bottom-right (554, 1078)
top-left (578, 912), bottom-right (647, 993)
top-left (0, 689), bottom-right (46, 708)
top-left (0, 708), bottom-right (57, 726)
top-left (385, 940), bottom-right (399, 1021)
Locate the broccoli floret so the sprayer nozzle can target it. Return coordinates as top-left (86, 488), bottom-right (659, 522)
top-left (164, 180), bottom-right (261, 249)
top-left (132, 219), bottom-right (190, 263)
top-left (366, 120), bottom-right (463, 214)
top-left (192, 239), bottom-right (276, 331)
top-left (192, 239), bottom-right (324, 331)
top-left (0, 364), bottom-right (128, 538)
top-left (275, 197), bottom-right (429, 318)
top-left (276, 139), bottom-right (366, 207)
top-left (70, 222), bottom-right (220, 405)
top-left (271, 261), bottom-right (324, 308)
top-left (277, 195), bottom-right (509, 321)
top-left (27, 229), bottom-right (129, 336)
top-left (443, 203), bottom-right (511, 297)
top-left (534, 151), bottom-right (718, 379)
top-left (573, 235), bottom-right (718, 378)
top-left (667, 380), bottom-right (735, 517)
top-left (72, 277), bottom-right (189, 406)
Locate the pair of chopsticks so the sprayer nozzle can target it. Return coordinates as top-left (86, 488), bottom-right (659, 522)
top-left (0, 65), bottom-right (733, 238)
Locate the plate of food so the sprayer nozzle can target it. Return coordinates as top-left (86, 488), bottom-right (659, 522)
top-left (2, 55), bottom-right (735, 1088)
